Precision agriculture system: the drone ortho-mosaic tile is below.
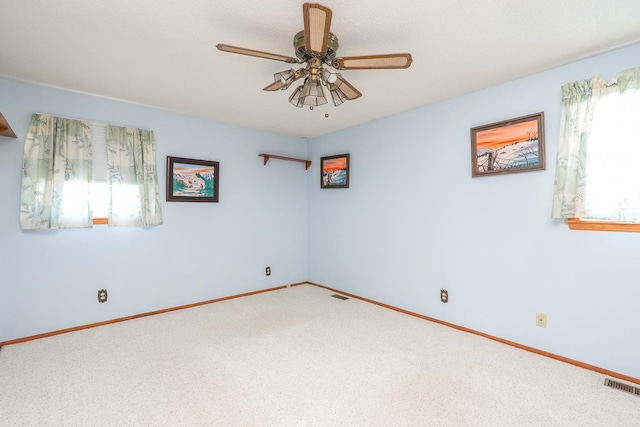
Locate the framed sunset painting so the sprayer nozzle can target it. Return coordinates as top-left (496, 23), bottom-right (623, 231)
top-left (321, 153), bottom-right (350, 188)
top-left (471, 112), bottom-right (545, 177)
top-left (166, 156), bottom-right (219, 202)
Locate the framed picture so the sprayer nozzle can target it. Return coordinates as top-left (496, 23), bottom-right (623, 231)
top-left (321, 153), bottom-right (350, 188)
top-left (470, 112), bottom-right (545, 177)
top-left (166, 156), bottom-right (219, 202)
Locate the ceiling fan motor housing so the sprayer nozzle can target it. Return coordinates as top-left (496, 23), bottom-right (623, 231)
top-left (294, 31), bottom-right (339, 64)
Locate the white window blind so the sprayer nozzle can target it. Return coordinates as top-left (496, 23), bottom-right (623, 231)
top-left (90, 122), bottom-right (109, 219)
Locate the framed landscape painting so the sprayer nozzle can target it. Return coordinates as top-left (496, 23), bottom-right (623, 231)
top-left (166, 156), bottom-right (219, 202)
top-left (321, 153), bottom-right (350, 188)
top-left (470, 112), bottom-right (545, 177)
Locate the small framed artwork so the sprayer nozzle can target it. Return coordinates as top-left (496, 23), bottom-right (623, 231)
top-left (471, 112), bottom-right (545, 177)
top-left (321, 153), bottom-right (350, 188)
top-left (166, 156), bottom-right (219, 202)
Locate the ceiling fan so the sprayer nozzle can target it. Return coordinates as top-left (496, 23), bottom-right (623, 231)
top-left (216, 3), bottom-right (413, 109)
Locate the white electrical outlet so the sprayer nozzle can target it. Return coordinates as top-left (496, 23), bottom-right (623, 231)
top-left (536, 312), bottom-right (547, 328)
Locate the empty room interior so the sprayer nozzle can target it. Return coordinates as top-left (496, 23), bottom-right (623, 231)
top-left (1, 1), bottom-right (640, 425)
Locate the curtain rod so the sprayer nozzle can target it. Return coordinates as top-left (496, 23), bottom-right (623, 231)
top-left (35, 112), bottom-right (106, 127)
top-left (34, 112), bottom-right (149, 131)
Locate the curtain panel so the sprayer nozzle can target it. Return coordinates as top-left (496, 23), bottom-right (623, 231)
top-left (106, 125), bottom-right (163, 227)
top-left (20, 114), bottom-right (93, 229)
top-left (551, 67), bottom-right (640, 222)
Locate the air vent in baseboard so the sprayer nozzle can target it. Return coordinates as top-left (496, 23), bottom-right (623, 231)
top-left (331, 294), bottom-right (349, 300)
top-left (604, 378), bottom-right (640, 397)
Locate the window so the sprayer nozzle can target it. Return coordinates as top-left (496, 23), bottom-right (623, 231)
top-left (20, 114), bottom-right (164, 229)
top-left (551, 67), bottom-right (640, 232)
top-left (90, 122), bottom-right (109, 224)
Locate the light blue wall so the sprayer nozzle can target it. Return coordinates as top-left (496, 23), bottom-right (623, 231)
top-left (307, 43), bottom-right (640, 379)
top-left (0, 78), bottom-right (308, 342)
top-left (3, 43), bottom-right (640, 380)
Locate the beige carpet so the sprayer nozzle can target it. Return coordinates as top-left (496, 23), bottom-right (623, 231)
top-left (0, 284), bottom-right (638, 426)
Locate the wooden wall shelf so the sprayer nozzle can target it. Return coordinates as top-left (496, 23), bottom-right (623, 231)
top-left (0, 112), bottom-right (17, 138)
top-left (259, 153), bottom-right (311, 170)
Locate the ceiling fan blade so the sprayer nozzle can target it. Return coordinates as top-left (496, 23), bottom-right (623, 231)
top-left (216, 44), bottom-right (300, 64)
top-left (263, 80), bottom-right (285, 91)
top-left (332, 75), bottom-right (362, 100)
top-left (303, 3), bottom-right (332, 57)
top-left (333, 53), bottom-right (413, 70)
top-left (322, 71), bottom-right (362, 106)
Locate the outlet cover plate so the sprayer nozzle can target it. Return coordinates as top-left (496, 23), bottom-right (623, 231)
top-left (536, 312), bottom-right (547, 328)
top-left (98, 289), bottom-right (108, 303)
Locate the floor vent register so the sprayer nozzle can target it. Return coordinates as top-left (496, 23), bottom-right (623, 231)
top-left (604, 378), bottom-right (640, 397)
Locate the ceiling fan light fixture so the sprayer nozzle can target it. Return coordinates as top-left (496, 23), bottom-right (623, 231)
top-left (269, 68), bottom-right (308, 93)
top-left (299, 78), bottom-right (328, 106)
top-left (289, 85), bottom-right (305, 107)
top-left (322, 72), bottom-right (362, 106)
top-left (329, 86), bottom-right (347, 107)
top-left (305, 82), bottom-right (329, 106)
top-left (275, 69), bottom-right (296, 90)
top-left (332, 75), bottom-right (362, 99)
top-left (321, 68), bottom-right (338, 85)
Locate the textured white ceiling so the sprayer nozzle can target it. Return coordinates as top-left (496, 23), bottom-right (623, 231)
top-left (2, 0), bottom-right (640, 138)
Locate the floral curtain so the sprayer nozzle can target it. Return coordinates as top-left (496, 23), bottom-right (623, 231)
top-left (106, 125), bottom-right (164, 226)
top-left (20, 114), bottom-right (93, 229)
top-left (551, 67), bottom-right (640, 222)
